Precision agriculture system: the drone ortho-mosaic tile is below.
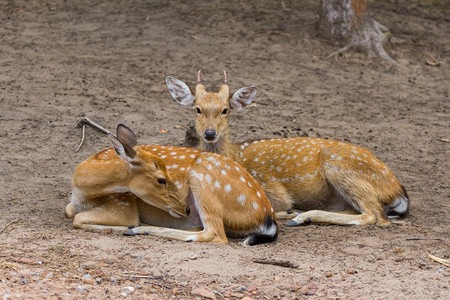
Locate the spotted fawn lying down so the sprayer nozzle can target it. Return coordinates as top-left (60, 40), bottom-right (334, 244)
top-left (166, 71), bottom-right (409, 226)
top-left (65, 124), bottom-right (278, 245)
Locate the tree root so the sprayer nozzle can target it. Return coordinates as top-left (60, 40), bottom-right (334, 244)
top-left (328, 18), bottom-right (401, 66)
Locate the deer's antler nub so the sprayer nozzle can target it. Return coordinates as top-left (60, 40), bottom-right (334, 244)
top-left (223, 70), bottom-right (228, 85)
top-left (197, 70), bottom-right (202, 85)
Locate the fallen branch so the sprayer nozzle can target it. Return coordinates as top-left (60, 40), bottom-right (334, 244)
top-left (438, 138), bottom-right (450, 143)
top-left (75, 124), bottom-right (86, 153)
top-left (428, 254), bottom-right (449, 267)
top-left (75, 117), bottom-right (111, 135)
top-left (252, 258), bottom-right (298, 269)
top-left (0, 219), bottom-right (21, 234)
top-left (74, 117), bottom-right (111, 152)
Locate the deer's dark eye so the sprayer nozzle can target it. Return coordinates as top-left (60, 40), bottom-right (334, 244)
top-left (157, 178), bottom-right (167, 185)
top-left (221, 107), bottom-right (228, 115)
top-left (195, 107), bottom-right (202, 115)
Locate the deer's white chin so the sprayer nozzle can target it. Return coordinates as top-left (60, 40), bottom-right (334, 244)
top-left (203, 136), bottom-right (220, 144)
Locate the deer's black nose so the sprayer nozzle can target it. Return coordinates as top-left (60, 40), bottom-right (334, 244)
top-left (204, 130), bottom-right (217, 141)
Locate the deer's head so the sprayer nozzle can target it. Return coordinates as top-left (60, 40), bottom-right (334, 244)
top-left (110, 124), bottom-right (189, 218)
top-left (166, 71), bottom-right (257, 151)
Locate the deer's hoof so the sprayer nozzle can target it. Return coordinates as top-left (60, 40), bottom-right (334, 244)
top-left (285, 217), bottom-right (311, 227)
top-left (123, 229), bottom-right (137, 236)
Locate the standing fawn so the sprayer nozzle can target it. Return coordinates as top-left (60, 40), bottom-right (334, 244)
top-left (65, 124), bottom-right (278, 245)
top-left (166, 71), bottom-right (410, 226)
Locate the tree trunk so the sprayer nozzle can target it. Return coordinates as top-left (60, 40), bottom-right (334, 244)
top-left (318, 0), bottom-right (397, 64)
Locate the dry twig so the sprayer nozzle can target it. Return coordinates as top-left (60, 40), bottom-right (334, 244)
top-left (424, 50), bottom-right (440, 66)
top-left (252, 258), bottom-right (298, 269)
top-left (406, 238), bottom-right (444, 241)
top-left (428, 254), bottom-right (450, 267)
top-left (75, 117), bottom-right (111, 135)
top-left (266, 30), bottom-right (291, 38)
top-left (74, 117), bottom-right (111, 152)
top-left (75, 124), bottom-right (86, 152)
top-left (0, 219), bottom-right (21, 234)
top-left (123, 274), bottom-right (156, 279)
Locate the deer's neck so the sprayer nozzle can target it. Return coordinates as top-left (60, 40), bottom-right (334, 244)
top-left (200, 134), bottom-right (240, 162)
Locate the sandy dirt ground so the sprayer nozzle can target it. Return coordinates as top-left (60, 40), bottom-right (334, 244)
top-left (0, 0), bottom-right (449, 299)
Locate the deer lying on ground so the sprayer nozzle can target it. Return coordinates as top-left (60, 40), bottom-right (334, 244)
top-left (65, 124), bottom-right (278, 245)
top-left (166, 71), bottom-right (410, 226)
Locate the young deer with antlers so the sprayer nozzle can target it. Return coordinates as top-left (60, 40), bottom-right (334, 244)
top-left (65, 124), bottom-right (278, 245)
top-left (166, 71), bottom-right (409, 226)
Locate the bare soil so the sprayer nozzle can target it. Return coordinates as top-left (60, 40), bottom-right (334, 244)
top-left (0, 0), bottom-right (449, 299)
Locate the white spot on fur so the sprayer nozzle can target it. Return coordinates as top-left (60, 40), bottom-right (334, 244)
top-left (237, 194), bottom-right (246, 205)
top-left (224, 184), bottom-right (231, 193)
top-left (214, 181), bottom-right (221, 189)
top-left (252, 202), bottom-right (259, 210)
top-left (190, 170), bottom-right (204, 181)
top-left (205, 174), bottom-right (212, 184)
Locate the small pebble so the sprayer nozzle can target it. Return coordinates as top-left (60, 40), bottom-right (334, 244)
top-left (122, 286), bottom-right (135, 293)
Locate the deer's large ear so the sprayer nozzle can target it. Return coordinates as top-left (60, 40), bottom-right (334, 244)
top-left (229, 87), bottom-right (257, 111)
top-left (110, 124), bottom-right (137, 164)
top-left (166, 76), bottom-right (195, 106)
